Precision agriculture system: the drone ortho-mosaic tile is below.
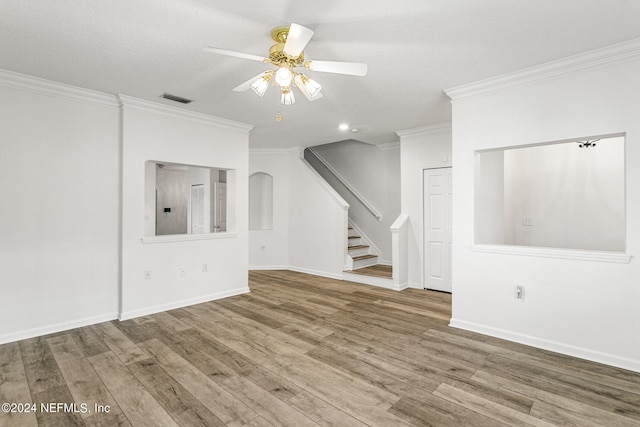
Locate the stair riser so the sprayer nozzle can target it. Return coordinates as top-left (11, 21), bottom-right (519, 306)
top-left (353, 256), bottom-right (378, 269)
top-left (348, 247), bottom-right (370, 257)
top-left (347, 237), bottom-right (362, 246)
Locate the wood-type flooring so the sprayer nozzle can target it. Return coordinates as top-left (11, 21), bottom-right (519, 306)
top-left (1, 270), bottom-right (639, 426)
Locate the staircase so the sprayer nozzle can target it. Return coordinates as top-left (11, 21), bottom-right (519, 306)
top-left (343, 226), bottom-right (394, 288)
top-left (347, 227), bottom-right (379, 270)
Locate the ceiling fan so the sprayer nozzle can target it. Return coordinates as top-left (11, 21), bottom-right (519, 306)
top-left (203, 23), bottom-right (367, 106)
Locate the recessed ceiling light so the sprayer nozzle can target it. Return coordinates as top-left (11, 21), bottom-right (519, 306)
top-left (351, 128), bottom-right (360, 133)
top-left (338, 123), bottom-right (349, 131)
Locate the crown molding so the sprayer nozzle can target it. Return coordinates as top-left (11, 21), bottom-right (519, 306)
top-left (445, 37), bottom-right (640, 100)
top-left (249, 146), bottom-right (302, 154)
top-left (0, 68), bottom-right (118, 107)
top-left (117, 94), bottom-right (254, 133)
top-left (376, 141), bottom-right (400, 151)
top-left (396, 122), bottom-right (451, 138)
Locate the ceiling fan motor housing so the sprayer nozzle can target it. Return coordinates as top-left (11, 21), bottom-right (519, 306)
top-left (269, 26), bottom-right (304, 66)
top-left (205, 22), bottom-right (365, 105)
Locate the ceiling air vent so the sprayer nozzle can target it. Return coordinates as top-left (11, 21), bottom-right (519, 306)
top-left (160, 93), bottom-right (193, 104)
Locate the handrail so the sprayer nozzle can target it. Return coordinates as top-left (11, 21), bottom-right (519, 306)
top-left (306, 147), bottom-right (382, 222)
top-left (299, 158), bottom-right (349, 211)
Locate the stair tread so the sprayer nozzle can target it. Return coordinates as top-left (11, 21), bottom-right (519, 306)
top-left (352, 254), bottom-right (378, 261)
top-left (344, 264), bottom-right (393, 279)
top-left (348, 245), bottom-right (369, 250)
top-left (348, 235), bottom-right (361, 239)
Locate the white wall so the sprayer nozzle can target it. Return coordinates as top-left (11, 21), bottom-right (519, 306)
top-left (397, 123), bottom-right (452, 289)
top-left (249, 150), bottom-right (292, 269)
top-left (446, 41), bottom-right (640, 372)
top-left (120, 95), bottom-right (252, 319)
top-left (0, 71), bottom-right (120, 343)
top-left (305, 140), bottom-right (401, 264)
top-left (474, 149), bottom-right (504, 245)
top-left (144, 161), bottom-right (156, 236)
top-left (288, 155), bottom-right (349, 278)
top-left (249, 149), bottom-right (349, 278)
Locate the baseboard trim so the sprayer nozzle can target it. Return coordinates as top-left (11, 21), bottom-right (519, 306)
top-left (119, 287), bottom-right (250, 321)
top-left (394, 282), bottom-right (410, 291)
top-left (286, 266), bottom-right (343, 280)
top-left (449, 318), bottom-right (640, 373)
top-left (248, 265), bottom-right (290, 271)
top-left (250, 265), bottom-right (342, 280)
top-left (0, 312), bottom-right (119, 346)
top-left (0, 287), bottom-right (253, 344)
top-left (408, 281), bottom-right (422, 289)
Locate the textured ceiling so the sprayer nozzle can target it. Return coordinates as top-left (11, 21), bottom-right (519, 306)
top-left (2, 0), bottom-right (640, 148)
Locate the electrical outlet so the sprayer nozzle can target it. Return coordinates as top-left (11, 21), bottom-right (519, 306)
top-left (515, 285), bottom-right (525, 300)
top-left (522, 217), bottom-right (534, 226)
top-left (179, 267), bottom-right (186, 276)
top-left (202, 263), bottom-right (209, 272)
top-left (144, 270), bottom-right (152, 280)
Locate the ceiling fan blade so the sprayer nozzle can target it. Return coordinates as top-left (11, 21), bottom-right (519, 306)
top-left (283, 23), bottom-right (314, 58)
top-left (203, 47), bottom-right (267, 62)
top-left (232, 72), bottom-right (268, 92)
top-left (306, 60), bottom-right (368, 76)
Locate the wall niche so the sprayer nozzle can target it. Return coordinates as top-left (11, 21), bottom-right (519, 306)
top-left (249, 172), bottom-right (273, 230)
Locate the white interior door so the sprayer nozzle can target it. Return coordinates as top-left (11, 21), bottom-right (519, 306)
top-left (213, 182), bottom-right (227, 232)
top-left (423, 168), bottom-right (452, 292)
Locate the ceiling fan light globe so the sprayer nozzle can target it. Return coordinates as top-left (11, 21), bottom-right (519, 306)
top-left (275, 67), bottom-right (293, 87)
top-left (280, 87), bottom-right (295, 105)
top-left (304, 78), bottom-right (322, 98)
top-left (250, 76), bottom-right (270, 97)
top-left (294, 74), bottom-right (322, 100)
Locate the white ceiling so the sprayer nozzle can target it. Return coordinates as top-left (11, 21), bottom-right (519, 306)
top-left (2, 0), bottom-right (640, 148)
